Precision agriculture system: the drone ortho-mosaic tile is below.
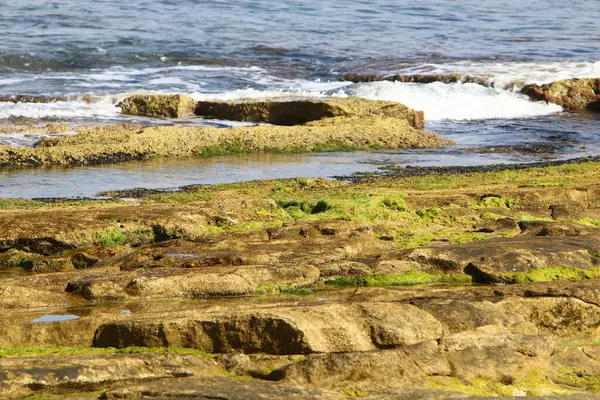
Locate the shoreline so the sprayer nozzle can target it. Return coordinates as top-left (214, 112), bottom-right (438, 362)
top-left (3, 158), bottom-right (600, 397)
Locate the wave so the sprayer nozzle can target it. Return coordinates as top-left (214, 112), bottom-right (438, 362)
top-left (380, 60), bottom-right (600, 88)
top-left (0, 59), bottom-right (597, 121)
top-left (0, 99), bottom-right (119, 119)
top-left (340, 81), bottom-right (563, 121)
top-left (0, 81), bottom-right (565, 122)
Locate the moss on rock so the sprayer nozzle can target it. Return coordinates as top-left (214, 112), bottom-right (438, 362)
top-left (0, 116), bottom-right (450, 167)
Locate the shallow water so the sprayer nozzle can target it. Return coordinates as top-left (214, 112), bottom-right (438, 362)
top-left (0, 148), bottom-right (585, 199)
top-left (31, 314), bottom-right (80, 323)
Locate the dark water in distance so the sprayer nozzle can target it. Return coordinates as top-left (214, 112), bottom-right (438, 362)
top-left (1, 0), bottom-right (599, 76)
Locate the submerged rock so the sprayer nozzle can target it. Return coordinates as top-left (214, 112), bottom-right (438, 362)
top-left (343, 72), bottom-right (492, 86)
top-left (521, 78), bottom-right (600, 111)
top-left (118, 94), bottom-right (197, 117)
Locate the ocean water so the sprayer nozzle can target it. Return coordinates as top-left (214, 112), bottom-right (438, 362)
top-left (0, 0), bottom-right (599, 196)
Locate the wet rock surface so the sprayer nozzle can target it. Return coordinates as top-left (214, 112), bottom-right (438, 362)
top-left (343, 72), bottom-right (491, 86)
top-left (0, 96), bottom-right (448, 167)
top-left (3, 163), bottom-right (600, 398)
top-left (521, 78), bottom-right (600, 112)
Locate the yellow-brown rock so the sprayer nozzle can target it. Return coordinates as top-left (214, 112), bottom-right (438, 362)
top-left (118, 94), bottom-right (196, 117)
top-left (195, 97), bottom-right (425, 129)
top-left (521, 78), bottom-right (600, 111)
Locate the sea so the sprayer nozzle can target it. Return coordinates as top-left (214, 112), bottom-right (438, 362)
top-left (1, 0), bottom-right (599, 197)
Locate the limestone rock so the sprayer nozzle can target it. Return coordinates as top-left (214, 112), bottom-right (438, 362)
top-left (406, 237), bottom-right (596, 283)
top-left (102, 376), bottom-right (346, 400)
top-left (195, 97), bottom-right (425, 129)
top-left (93, 303), bottom-right (442, 354)
top-left (0, 353), bottom-right (222, 399)
top-left (118, 94), bottom-right (196, 117)
top-left (521, 78), bottom-right (600, 111)
top-left (275, 341), bottom-right (451, 393)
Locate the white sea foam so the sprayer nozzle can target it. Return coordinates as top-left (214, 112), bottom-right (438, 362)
top-left (0, 77), bottom-right (30, 86)
top-left (388, 60), bottom-right (600, 88)
top-left (0, 132), bottom-right (77, 147)
top-left (189, 88), bottom-right (329, 101)
top-left (341, 81), bottom-right (563, 121)
top-left (0, 99), bottom-right (119, 119)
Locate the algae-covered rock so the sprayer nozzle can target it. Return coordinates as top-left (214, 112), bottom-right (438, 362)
top-left (521, 78), bottom-right (600, 111)
top-left (406, 236), bottom-right (597, 283)
top-left (118, 94), bottom-right (196, 117)
top-left (195, 97), bottom-right (425, 129)
top-left (0, 116), bottom-right (449, 167)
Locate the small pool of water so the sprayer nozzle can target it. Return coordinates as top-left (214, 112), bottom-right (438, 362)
top-left (0, 147), bottom-right (594, 199)
top-left (31, 314), bottom-right (80, 323)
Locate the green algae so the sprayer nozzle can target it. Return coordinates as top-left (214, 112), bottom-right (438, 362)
top-left (312, 140), bottom-right (364, 152)
top-left (425, 369), bottom-right (573, 397)
top-left (95, 227), bottom-right (127, 246)
top-left (0, 198), bottom-right (46, 209)
top-left (382, 195), bottom-right (408, 211)
top-left (149, 191), bottom-right (214, 203)
top-left (324, 270), bottom-right (472, 287)
top-left (416, 206), bottom-right (443, 221)
top-left (498, 267), bottom-right (600, 284)
top-left (569, 217), bottom-right (600, 227)
top-left (256, 284), bottom-right (313, 295)
top-left (21, 392), bottom-right (104, 399)
top-left (557, 367), bottom-right (600, 392)
top-left (471, 196), bottom-right (519, 210)
top-left (194, 139), bottom-right (247, 157)
top-left (0, 198), bottom-right (119, 210)
top-left (516, 214), bottom-right (554, 222)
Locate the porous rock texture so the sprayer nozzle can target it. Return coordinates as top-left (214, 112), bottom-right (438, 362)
top-left (4, 163), bottom-right (600, 398)
top-left (522, 78), bottom-right (600, 112)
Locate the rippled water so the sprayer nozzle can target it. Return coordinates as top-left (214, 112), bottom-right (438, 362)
top-left (2, 0), bottom-right (599, 74)
top-left (0, 1), bottom-right (599, 197)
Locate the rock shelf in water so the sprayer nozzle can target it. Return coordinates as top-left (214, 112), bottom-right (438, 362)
top-left (0, 96), bottom-right (449, 167)
top-left (521, 78), bottom-right (600, 112)
top-left (3, 161), bottom-right (600, 397)
top-left (343, 72), bottom-right (492, 86)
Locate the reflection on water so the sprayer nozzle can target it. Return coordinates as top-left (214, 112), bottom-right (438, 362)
top-left (32, 314), bottom-right (80, 323)
top-left (0, 149), bottom-right (584, 199)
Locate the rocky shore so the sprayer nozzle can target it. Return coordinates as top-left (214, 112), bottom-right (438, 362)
top-left (3, 160), bottom-right (600, 398)
top-left (0, 96), bottom-right (450, 167)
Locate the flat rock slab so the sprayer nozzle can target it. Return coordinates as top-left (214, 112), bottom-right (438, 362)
top-left (93, 302), bottom-right (442, 354)
top-left (119, 95), bottom-right (425, 129)
top-left (406, 236), bottom-right (598, 283)
top-left (0, 353), bottom-right (223, 399)
top-left (102, 376), bottom-right (346, 400)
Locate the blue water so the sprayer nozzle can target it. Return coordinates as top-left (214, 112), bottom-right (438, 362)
top-left (1, 0), bottom-right (599, 75)
top-left (0, 1), bottom-right (599, 197)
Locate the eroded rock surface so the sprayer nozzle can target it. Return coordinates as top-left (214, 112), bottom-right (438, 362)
top-left (118, 94), bottom-right (197, 117)
top-left (3, 163), bottom-right (600, 398)
top-left (522, 78), bottom-right (600, 111)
